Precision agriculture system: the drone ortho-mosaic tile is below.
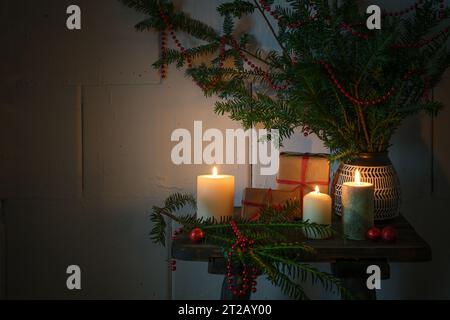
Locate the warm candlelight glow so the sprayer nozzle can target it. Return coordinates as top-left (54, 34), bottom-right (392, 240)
top-left (197, 166), bottom-right (234, 220)
top-left (355, 169), bottom-right (361, 184)
top-left (303, 184), bottom-right (332, 239)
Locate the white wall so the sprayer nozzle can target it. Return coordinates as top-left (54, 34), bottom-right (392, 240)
top-left (1, 0), bottom-right (449, 299)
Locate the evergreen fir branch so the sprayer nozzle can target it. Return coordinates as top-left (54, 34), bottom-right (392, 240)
top-left (135, 16), bottom-right (165, 31)
top-left (164, 193), bottom-right (197, 213)
top-left (150, 206), bottom-right (167, 246)
top-left (256, 242), bottom-right (316, 259)
top-left (250, 251), bottom-right (310, 300)
top-left (251, 0), bottom-right (291, 62)
top-left (257, 251), bottom-right (352, 299)
top-left (153, 43), bottom-right (221, 68)
top-left (120, 0), bottom-right (164, 16)
top-left (169, 11), bottom-right (219, 42)
top-left (123, 0), bottom-right (450, 167)
top-left (122, 0), bottom-right (219, 40)
top-left (151, 192), bottom-right (350, 299)
top-left (218, 0), bottom-right (255, 18)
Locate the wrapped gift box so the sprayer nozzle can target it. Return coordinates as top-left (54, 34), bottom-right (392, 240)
top-left (241, 187), bottom-right (301, 220)
top-left (276, 152), bottom-right (330, 203)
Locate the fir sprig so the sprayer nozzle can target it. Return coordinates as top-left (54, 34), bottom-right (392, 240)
top-left (150, 192), bottom-right (351, 300)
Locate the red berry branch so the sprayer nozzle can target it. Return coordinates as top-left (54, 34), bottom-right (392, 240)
top-left (226, 221), bottom-right (258, 297)
top-left (341, 23), bottom-right (450, 49)
top-left (320, 61), bottom-right (421, 106)
top-left (169, 259), bottom-right (177, 272)
top-left (159, 8), bottom-right (228, 90)
top-left (342, 1), bottom-right (448, 42)
top-left (159, 8), bottom-right (192, 69)
top-left (159, 7), bottom-right (289, 91)
top-left (382, 0), bottom-right (421, 17)
top-left (160, 29), bottom-right (168, 79)
top-left (392, 26), bottom-right (450, 48)
top-left (159, 3), bottom-right (443, 97)
top-left (169, 228), bottom-right (184, 272)
top-left (340, 22), bottom-right (369, 40)
top-left (258, 0), bottom-right (281, 21)
top-left (382, 0), bottom-right (447, 19)
top-left (229, 37), bottom-right (290, 90)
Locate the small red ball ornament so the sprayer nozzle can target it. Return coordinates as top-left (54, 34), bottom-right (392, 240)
top-left (366, 227), bottom-right (382, 240)
top-left (381, 226), bottom-right (397, 242)
top-left (189, 228), bottom-right (205, 243)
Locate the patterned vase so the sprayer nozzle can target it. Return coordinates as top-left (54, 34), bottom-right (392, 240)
top-left (332, 152), bottom-right (401, 221)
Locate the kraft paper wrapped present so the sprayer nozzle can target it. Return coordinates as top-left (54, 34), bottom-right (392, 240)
top-left (241, 188), bottom-right (301, 220)
top-left (276, 152), bottom-right (330, 203)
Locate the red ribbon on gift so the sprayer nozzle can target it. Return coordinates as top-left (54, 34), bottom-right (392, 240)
top-left (241, 189), bottom-right (283, 221)
top-left (276, 155), bottom-right (329, 206)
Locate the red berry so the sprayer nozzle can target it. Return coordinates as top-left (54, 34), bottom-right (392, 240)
top-left (381, 226), bottom-right (397, 242)
top-left (366, 227), bottom-right (381, 240)
top-left (189, 228), bottom-right (205, 243)
top-left (251, 287), bottom-right (257, 293)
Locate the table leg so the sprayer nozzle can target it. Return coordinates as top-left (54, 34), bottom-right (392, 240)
top-left (331, 260), bottom-right (389, 300)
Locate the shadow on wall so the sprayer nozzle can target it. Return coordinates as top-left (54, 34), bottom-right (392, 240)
top-left (381, 106), bottom-right (450, 299)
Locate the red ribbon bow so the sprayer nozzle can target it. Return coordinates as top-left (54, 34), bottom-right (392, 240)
top-left (276, 155), bottom-right (329, 204)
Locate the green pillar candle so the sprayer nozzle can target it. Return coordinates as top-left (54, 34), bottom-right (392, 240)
top-left (342, 170), bottom-right (374, 240)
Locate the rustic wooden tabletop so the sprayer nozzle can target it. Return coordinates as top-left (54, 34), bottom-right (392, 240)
top-left (172, 211), bottom-right (431, 262)
top-left (171, 209), bottom-right (431, 300)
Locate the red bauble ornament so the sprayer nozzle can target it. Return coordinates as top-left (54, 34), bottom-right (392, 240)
top-left (189, 228), bottom-right (205, 243)
top-left (366, 227), bottom-right (382, 241)
top-left (381, 226), bottom-right (397, 242)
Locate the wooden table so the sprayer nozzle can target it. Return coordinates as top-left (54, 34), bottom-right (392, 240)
top-left (172, 209), bottom-right (431, 300)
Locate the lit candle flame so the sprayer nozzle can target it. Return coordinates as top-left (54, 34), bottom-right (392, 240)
top-left (212, 166), bottom-right (218, 177)
top-left (355, 169), bottom-right (361, 184)
top-left (315, 185), bottom-right (320, 193)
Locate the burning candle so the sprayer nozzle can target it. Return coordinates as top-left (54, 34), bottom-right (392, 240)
top-left (197, 166), bottom-right (235, 221)
top-left (303, 186), bottom-right (332, 239)
top-left (342, 169), bottom-right (374, 240)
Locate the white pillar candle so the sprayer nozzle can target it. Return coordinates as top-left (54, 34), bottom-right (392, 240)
top-left (342, 169), bottom-right (374, 240)
top-left (303, 186), bottom-right (332, 239)
top-left (197, 166), bottom-right (235, 221)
